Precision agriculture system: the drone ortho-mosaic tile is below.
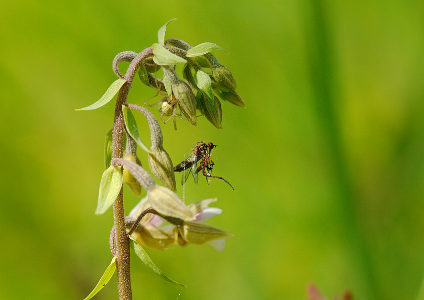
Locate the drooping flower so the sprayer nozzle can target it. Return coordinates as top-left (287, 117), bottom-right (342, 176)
top-left (126, 194), bottom-right (231, 251)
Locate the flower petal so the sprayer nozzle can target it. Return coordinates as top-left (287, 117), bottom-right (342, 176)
top-left (207, 238), bottom-right (227, 252)
top-left (148, 186), bottom-right (194, 220)
top-left (188, 198), bottom-right (217, 214)
top-left (130, 225), bottom-right (177, 250)
top-left (128, 197), bottom-right (149, 219)
top-left (194, 207), bottom-right (222, 222)
top-left (180, 221), bottom-right (232, 245)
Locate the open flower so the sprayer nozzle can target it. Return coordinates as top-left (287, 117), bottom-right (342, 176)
top-left (126, 192), bottom-right (231, 251)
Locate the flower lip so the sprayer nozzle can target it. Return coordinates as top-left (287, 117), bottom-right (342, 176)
top-left (192, 207), bottom-right (222, 222)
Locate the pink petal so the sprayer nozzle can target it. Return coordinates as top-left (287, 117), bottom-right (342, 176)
top-left (149, 214), bottom-right (164, 227)
top-left (195, 207), bottom-right (222, 222)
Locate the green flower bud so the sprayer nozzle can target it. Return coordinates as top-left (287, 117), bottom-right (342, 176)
top-left (212, 64), bottom-right (237, 90)
top-left (148, 147), bottom-right (176, 191)
top-left (172, 81), bottom-right (197, 125)
top-left (193, 56), bottom-right (211, 68)
top-left (215, 88), bottom-right (245, 108)
top-left (143, 55), bottom-right (161, 73)
top-left (123, 153), bottom-right (143, 196)
top-left (199, 94), bottom-right (222, 129)
top-left (183, 64), bottom-right (197, 88)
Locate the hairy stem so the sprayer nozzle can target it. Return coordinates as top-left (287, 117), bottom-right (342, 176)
top-left (112, 46), bottom-right (153, 300)
top-left (126, 103), bottom-right (163, 149)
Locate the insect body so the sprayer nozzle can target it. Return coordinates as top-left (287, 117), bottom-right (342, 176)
top-left (174, 141), bottom-right (234, 190)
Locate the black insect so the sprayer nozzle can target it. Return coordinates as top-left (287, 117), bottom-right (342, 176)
top-left (174, 141), bottom-right (234, 190)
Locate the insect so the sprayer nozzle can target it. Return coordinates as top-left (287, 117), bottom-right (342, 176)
top-left (174, 141), bottom-right (234, 190)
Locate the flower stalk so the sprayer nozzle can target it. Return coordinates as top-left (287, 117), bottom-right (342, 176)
top-left (111, 47), bottom-right (153, 300)
top-left (80, 20), bottom-right (243, 299)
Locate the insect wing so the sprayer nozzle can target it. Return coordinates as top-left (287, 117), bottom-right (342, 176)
top-left (181, 166), bottom-right (192, 185)
top-left (181, 165), bottom-right (192, 185)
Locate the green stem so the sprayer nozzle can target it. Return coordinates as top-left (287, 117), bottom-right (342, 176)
top-left (304, 0), bottom-right (377, 298)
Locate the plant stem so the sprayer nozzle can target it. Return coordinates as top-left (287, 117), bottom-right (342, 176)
top-left (111, 47), bottom-right (153, 300)
top-left (303, 0), bottom-right (377, 298)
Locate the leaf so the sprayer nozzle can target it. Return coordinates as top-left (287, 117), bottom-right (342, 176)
top-left (152, 43), bottom-right (186, 66)
top-left (104, 129), bottom-right (113, 168)
top-left (131, 239), bottom-right (185, 287)
top-left (158, 18), bottom-right (176, 45)
top-left (76, 78), bottom-right (126, 111)
top-left (186, 42), bottom-right (221, 57)
top-left (138, 65), bottom-right (150, 86)
top-left (122, 106), bottom-right (151, 153)
top-left (196, 70), bottom-right (214, 100)
top-left (163, 74), bottom-right (172, 97)
top-left (84, 257), bottom-right (116, 300)
top-left (95, 165), bottom-right (123, 215)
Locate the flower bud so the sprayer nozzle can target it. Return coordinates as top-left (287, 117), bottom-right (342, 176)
top-left (193, 56), bottom-right (210, 68)
top-left (172, 81), bottom-right (197, 125)
top-left (147, 185), bottom-right (194, 220)
top-left (199, 94), bottom-right (222, 129)
top-left (212, 64), bottom-right (237, 90)
top-left (123, 153), bottom-right (142, 196)
top-left (215, 88), bottom-right (245, 108)
top-left (143, 55), bottom-right (161, 73)
top-left (148, 147), bottom-right (176, 191)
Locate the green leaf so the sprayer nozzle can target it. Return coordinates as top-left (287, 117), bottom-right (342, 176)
top-left (76, 78), bottom-right (126, 111)
top-left (138, 65), bottom-right (150, 86)
top-left (95, 165), bottom-right (123, 214)
top-left (152, 43), bottom-right (186, 66)
top-left (122, 106), bottom-right (151, 153)
top-left (186, 42), bottom-right (221, 57)
top-left (84, 257), bottom-right (116, 300)
top-left (104, 129), bottom-right (113, 168)
top-left (158, 18), bottom-right (176, 45)
top-left (131, 239), bottom-right (185, 287)
top-left (163, 74), bottom-right (172, 97)
top-left (196, 70), bottom-right (214, 100)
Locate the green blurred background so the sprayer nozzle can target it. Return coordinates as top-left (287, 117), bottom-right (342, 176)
top-left (1, 0), bottom-right (423, 299)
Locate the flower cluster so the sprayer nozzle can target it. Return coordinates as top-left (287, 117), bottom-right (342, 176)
top-left (140, 20), bottom-right (245, 129)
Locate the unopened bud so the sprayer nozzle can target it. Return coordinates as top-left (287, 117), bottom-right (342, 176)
top-left (148, 147), bottom-right (176, 191)
top-left (212, 64), bottom-right (237, 90)
top-left (215, 88), bottom-right (245, 108)
top-left (172, 81), bottom-right (197, 125)
top-left (143, 55), bottom-right (161, 73)
top-left (193, 56), bottom-right (211, 68)
top-left (163, 66), bottom-right (197, 125)
top-left (200, 94), bottom-right (222, 129)
top-left (123, 153), bottom-right (143, 196)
